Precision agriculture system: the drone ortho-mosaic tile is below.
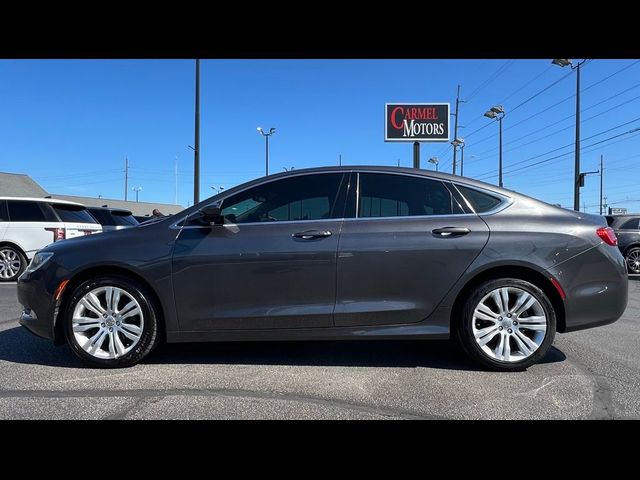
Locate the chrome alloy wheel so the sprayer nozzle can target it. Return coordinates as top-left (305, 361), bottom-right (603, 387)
top-left (72, 286), bottom-right (144, 359)
top-left (626, 249), bottom-right (640, 274)
top-left (0, 248), bottom-right (22, 279)
top-left (472, 287), bottom-right (547, 362)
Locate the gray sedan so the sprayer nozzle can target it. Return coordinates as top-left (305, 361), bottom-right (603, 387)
top-left (17, 167), bottom-right (628, 371)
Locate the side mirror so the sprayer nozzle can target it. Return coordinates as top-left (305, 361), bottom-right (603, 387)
top-left (197, 201), bottom-right (224, 225)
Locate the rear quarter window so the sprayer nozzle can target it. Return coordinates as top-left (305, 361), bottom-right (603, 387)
top-left (620, 218), bottom-right (640, 230)
top-left (52, 204), bottom-right (97, 224)
top-left (456, 185), bottom-right (503, 213)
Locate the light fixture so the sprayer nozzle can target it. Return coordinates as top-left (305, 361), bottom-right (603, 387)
top-left (552, 58), bottom-right (572, 67)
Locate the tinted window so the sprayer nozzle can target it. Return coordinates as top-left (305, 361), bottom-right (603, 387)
top-left (52, 204), bottom-right (97, 223)
top-left (88, 209), bottom-right (138, 226)
top-left (620, 218), bottom-right (639, 230)
top-left (7, 200), bottom-right (47, 222)
top-left (219, 173), bottom-right (345, 224)
top-left (358, 173), bottom-right (454, 217)
top-left (605, 216), bottom-right (615, 226)
top-left (0, 201), bottom-right (8, 221)
top-left (456, 185), bottom-right (502, 213)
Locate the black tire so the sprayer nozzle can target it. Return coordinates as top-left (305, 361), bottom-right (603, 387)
top-left (625, 247), bottom-right (640, 274)
top-left (456, 278), bottom-right (556, 372)
top-left (0, 245), bottom-right (27, 282)
top-left (63, 275), bottom-right (161, 368)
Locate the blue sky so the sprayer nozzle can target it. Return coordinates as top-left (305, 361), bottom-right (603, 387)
top-left (0, 58), bottom-right (638, 213)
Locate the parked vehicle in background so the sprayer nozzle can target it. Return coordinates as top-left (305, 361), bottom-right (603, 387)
top-left (133, 215), bottom-right (152, 224)
top-left (17, 167), bottom-right (628, 370)
top-left (86, 207), bottom-right (139, 232)
top-left (605, 214), bottom-right (640, 273)
top-left (0, 197), bottom-right (101, 281)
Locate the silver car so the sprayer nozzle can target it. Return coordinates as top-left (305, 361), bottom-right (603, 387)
top-left (17, 167), bottom-right (628, 370)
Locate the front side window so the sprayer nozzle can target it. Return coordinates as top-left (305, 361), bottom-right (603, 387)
top-left (6, 200), bottom-right (47, 222)
top-left (219, 173), bottom-right (345, 224)
top-left (358, 173), bottom-right (455, 218)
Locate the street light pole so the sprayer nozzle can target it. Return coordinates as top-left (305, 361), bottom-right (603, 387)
top-left (461, 144), bottom-right (465, 177)
top-left (194, 59), bottom-right (200, 205)
top-left (257, 127), bottom-right (276, 176)
top-left (498, 114), bottom-right (503, 188)
top-left (552, 59), bottom-right (586, 211)
top-left (428, 157), bottom-right (439, 171)
top-left (132, 186), bottom-right (142, 203)
top-left (484, 105), bottom-right (505, 188)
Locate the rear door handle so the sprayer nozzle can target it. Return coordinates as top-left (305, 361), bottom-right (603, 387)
top-left (292, 230), bottom-right (332, 240)
top-left (432, 227), bottom-right (470, 237)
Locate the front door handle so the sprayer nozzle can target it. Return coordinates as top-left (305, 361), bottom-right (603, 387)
top-left (292, 230), bottom-right (332, 240)
top-left (432, 227), bottom-right (470, 237)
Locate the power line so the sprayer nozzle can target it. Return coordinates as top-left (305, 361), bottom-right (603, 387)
top-left (476, 122), bottom-right (640, 179)
top-left (466, 60), bottom-right (515, 102)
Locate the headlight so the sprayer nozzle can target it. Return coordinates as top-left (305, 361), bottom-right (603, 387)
top-left (24, 252), bottom-right (54, 274)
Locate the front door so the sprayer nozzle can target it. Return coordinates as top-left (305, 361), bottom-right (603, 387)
top-left (172, 172), bottom-right (349, 331)
top-left (334, 172), bottom-right (490, 327)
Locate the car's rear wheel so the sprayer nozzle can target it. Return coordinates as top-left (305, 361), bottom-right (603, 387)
top-left (0, 246), bottom-right (27, 282)
top-left (64, 275), bottom-right (161, 368)
top-left (457, 278), bottom-right (556, 371)
top-left (625, 247), bottom-right (640, 274)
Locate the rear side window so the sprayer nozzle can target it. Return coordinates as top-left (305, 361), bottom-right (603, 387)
top-left (620, 218), bottom-right (639, 230)
top-left (456, 185), bottom-right (503, 213)
top-left (358, 173), bottom-right (455, 217)
top-left (605, 216), bottom-right (615, 226)
top-left (6, 200), bottom-right (47, 222)
top-left (0, 201), bottom-right (8, 221)
top-left (52, 204), bottom-right (97, 224)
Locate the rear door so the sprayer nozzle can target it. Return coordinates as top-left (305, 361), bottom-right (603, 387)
top-left (614, 217), bottom-right (640, 252)
top-left (49, 203), bottom-right (102, 237)
top-left (334, 172), bottom-right (490, 327)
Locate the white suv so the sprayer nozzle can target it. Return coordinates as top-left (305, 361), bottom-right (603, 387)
top-left (0, 197), bottom-right (102, 281)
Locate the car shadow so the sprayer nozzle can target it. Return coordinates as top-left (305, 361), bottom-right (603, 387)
top-left (0, 323), bottom-right (567, 371)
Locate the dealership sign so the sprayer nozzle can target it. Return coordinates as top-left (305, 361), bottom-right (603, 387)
top-left (385, 103), bottom-right (450, 142)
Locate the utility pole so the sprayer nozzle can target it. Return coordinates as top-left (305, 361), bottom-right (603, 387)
top-left (452, 85), bottom-right (461, 175)
top-left (339, 154), bottom-right (342, 166)
top-left (124, 157), bottom-right (129, 201)
top-left (574, 62), bottom-right (582, 212)
top-left (194, 59), bottom-right (200, 205)
top-left (583, 201), bottom-right (586, 213)
top-left (599, 154), bottom-right (604, 215)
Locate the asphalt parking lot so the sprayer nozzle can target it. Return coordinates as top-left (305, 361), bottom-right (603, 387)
top-left (1, 280), bottom-right (639, 419)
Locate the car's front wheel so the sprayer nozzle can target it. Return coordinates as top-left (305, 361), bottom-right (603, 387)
top-left (457, 278), bottom-right (556, 371)
top-left (0, 246), bottom-right (27, 282)
top-left (64, 275), bottom-right (161, 368)
top-left (625, 247), bottom-right (640, 274)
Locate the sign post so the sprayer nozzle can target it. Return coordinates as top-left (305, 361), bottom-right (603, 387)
top-left (385, 103), bottom-right (450, 169)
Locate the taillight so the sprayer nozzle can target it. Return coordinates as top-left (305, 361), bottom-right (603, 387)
top-left (596, 226), bottom-right (618, 246)
top-left (44, 227), bottom-right (66, 242)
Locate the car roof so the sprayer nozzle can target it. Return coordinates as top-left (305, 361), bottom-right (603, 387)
top-left (0, 196), bottom-right (86, 207)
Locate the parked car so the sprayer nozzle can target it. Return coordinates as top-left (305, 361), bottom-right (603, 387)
top-left (86, 207), bottom-right (139, 232)
top-left (17, 167), bottom-right (628, 370)
top-left (133, 215), bottom-right (152, 224)
top-left (605, 214), bottom-right (640, 274)
top-left (0, 197), bottom-right (102, 281)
